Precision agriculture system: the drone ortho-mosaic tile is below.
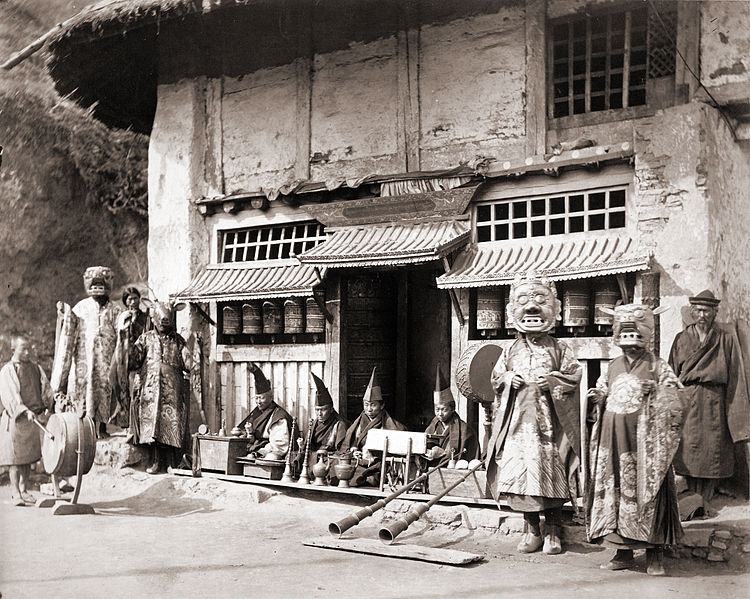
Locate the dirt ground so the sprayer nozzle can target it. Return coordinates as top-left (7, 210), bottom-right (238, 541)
top-left (0, 471), bottom-right (748, 599)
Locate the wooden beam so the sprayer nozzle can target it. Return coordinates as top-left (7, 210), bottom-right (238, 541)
top-left (526, 0), bottom-right (547, 156)
top-left (397, 0), bottom-right (421, 171)
top-left (295, 0), bottom-right (313, 181)
top-left (676, 0), bottom-right (700, 101)
top-left (204, 77), bottom-right (224, 197)
top-left (304, 537), bottom-right (483, 565)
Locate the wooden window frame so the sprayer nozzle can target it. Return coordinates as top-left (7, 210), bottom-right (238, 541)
top-left (219, 221), bottom-right (326, 263)
top-left (475, 185), bottom-right (628, 242)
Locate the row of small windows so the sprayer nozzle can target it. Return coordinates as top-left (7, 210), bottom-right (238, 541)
top-left (476, 188), bottom-right (627, 242)
top-left (221, 221), bottom-right (326, 263)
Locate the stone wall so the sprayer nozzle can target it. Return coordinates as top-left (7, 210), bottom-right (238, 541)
top-left (701, 0), bottom-right (750, 88)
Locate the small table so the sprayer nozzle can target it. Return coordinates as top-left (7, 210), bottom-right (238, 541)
top-left (196, 434), bottom-right (248, 475)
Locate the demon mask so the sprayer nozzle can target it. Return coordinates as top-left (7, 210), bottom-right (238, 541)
top-left (142, 298), bottom-right (186, 334)
top-left (602, 303), bottom-right (669, 349)
top-left (506, 273), bottom-right (561, 334)
top-left (83, 266), bottom-right (113, 299)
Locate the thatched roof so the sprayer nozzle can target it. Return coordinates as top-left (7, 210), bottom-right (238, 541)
top-left (44, 0), bottom-right (250, 133)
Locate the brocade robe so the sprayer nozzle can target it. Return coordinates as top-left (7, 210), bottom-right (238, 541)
top-left (129, 330), bottom-right (189, 449)
top-left (52, 297), bottom-right (121, 422)
top-left (486, 335), bottom-right (582, 511)
top-left (424, 413), bottom-right (479, 465)
top-left (669, 324), bottom-right (750, 478)
top-left (0, 360), bottom-right (54, 466)
top-left (587, 352), bottom-right (685, 546)
top-left (238, 402), bottom-right (292, 458)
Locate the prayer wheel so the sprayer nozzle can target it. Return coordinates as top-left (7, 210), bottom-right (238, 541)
top-left (284, 298), bottom-right (304, 334)
top-left (594, 277), bottom-right (619, 327)
top-left (242, 302), bottom-right (262, 335)
top-left (262, 300), bottom-right (282, 334)
top-left (563, 280), bottom-right (590, 333)
top-left (222, 305), bottom-right (241, 335)
top-left (305, 291), bottom-right (326, 334)
top-left (476, 288), bottom-right (503, 335)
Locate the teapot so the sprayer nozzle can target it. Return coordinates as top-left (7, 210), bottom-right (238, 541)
top-left (311, 450), bottom-right (330, 486)
top-left (332, 453), bottom-right (360, 488)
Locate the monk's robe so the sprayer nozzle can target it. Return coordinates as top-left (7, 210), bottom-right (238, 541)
top-left (309, 411), bottom-right (349, 454)
top-left (424, 412), bottom-right (479, 466)
top-left (486, 336), bottom-right (582, 512)
top-left (342, 409), bottom-right (405, 487)
top-left (669, 323), bottom-right (750, 479)
top-left (587, 352), bottom-right (686, 548)
top-left (0, 359), bottom-right (54, 466)
top-left (238, 401), bottom-right (293, 457)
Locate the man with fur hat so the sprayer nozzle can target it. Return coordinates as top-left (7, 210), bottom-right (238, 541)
top-left (237, 364), bottom-right (292, 459)
top-left (342, 367), bottom-right (405, 487)
top-left (587, 303), bottom-right (686, 576)
top-left (423, 364), bottom-right (478, 467)
top-left (51, 266), bottom-right (122, 438)
top-left (668, 290), bottom-right (749, 505)
top-left (486, 273), bottom-right (582, 556)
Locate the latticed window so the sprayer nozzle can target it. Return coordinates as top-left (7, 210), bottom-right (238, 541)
top-left (549, 1), bottom-right (677, 118)
top-left (475, 186), bottom-right (627, 242)
top-left (220, 221), bottom-right (326, 262)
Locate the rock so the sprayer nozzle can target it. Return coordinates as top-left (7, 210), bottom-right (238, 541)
top-left (503, 516), bottom-right (525, 534)
top-left (711, 540), bottom-right (728, 551)
top-left (692, 548), bottom-right (708, 559)
top-left (707, 550), bottom-right (726, 562)
top-left (681, 528), bottom-right (712, 548)
top-left (470, 510), bottom-right (504, 531)
top-left (741, 543), bottom-right (750, 553)
top-left (714, 529), bottom-right (732, 540)
top-left (39, 483), bottom-right (56, 496)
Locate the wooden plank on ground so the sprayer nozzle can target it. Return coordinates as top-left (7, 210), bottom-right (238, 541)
top-left (303, 537), bottom-right (483, 566)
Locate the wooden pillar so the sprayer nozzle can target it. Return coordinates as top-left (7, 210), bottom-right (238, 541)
top-left (526, 0), bottom-right (547, 156)
top-left (675, 0), bottom-right (700, 102)
top-left (395, 271), bottom-right (408, 424)
top-left (325, 275), bottom-right (345, 416)
top-left (397, 0), bottom-right (421, 171)
top-left (295, 0), bottom-right (313, 181)
top-left (641, 270), bottom-right (661, 356)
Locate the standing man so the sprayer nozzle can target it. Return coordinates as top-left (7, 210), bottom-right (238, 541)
top-left (0, 336), bottom-right (54, 505)
top-left (669, 290), bottom-right (750, 505)
top-left (423, 364), bottom-right (478, 467)
top-left (486, 274), bottom-right (582, 556)
top-left (587, 304), bottom-right (685, 576)
top-left (51, 266), bottom-right (122, 438)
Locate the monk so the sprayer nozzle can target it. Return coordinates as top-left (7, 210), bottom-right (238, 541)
top-left (237, 364), bottom-right (292, 459)
top-left (486, 273), bottom-right (582, 556)
top-left (669, 290), bottom-right (749, 506)
top-left (0, 336), bottom-right (54, 505)
top-left (587, 304), bottom-right (686, 576)
top-left (342, 367), bottom-right (405, 487)
top-left (423, 364), bottom-right (478, 467)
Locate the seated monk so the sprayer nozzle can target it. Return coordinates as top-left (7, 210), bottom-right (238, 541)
top-left (341, 367), bottom-right (405, 487)
top-left (423, 364), bottom-right (479, 467)
top-left (237, 364), bottom-right (292, 460)
top-left (296, 373), bottom-right (349, 479)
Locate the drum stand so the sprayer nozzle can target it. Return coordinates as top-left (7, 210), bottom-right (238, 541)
top-left (35, 417), bottom-right (95, 514)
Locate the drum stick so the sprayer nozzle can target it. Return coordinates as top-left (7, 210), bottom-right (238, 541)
top-left (31, 415), bottom-right (55, 440)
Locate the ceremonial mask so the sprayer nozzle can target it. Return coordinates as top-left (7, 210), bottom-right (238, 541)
top-left (83, 266), bottom-right (114, 297)
top-left (506, 274), bottom-right (560, 334)
top-left (602, 303), bottom-right (668, 349)
top-left (142, 298), bottom-right (186, 334)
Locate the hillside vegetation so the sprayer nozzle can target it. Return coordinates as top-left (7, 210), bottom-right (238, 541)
top-left (0, 0), bottom-right (149, 368)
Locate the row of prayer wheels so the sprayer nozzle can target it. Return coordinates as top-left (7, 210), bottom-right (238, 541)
top-left (222, 292), bottom-right (325, 336)
top-left (476, 277), bottom-right (621, 336)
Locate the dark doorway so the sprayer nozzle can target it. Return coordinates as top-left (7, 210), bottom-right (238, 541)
top-left (341, 267), bottom-right (451, 429)
top-left (343, 272), bottom-right (398, 423)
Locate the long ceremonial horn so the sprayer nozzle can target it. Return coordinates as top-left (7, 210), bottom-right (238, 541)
top-left (378, 460), bottom-right (484, 545)
top-left (328, 456), bottom-right (450, 538)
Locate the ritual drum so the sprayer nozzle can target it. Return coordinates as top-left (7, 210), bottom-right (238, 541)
top-left (455, 343), bottom-right (503, 405)
top-left (41, 413), bottom-right (96, 478)
top-left (284, 298), bottom-right (304, 334)
top-left (222, 305), bottom-right (241, 335)
top-left (242, 302), bottom-right (262, 335)
top-left (262, 300), bottom-right (282, 334)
